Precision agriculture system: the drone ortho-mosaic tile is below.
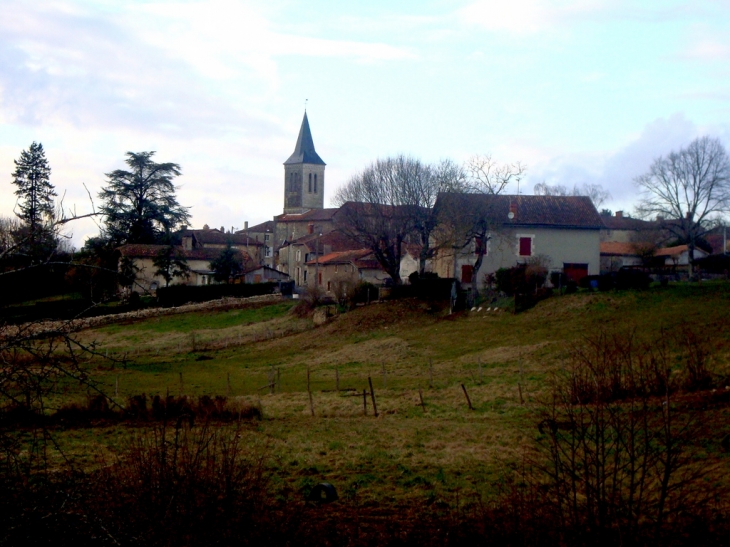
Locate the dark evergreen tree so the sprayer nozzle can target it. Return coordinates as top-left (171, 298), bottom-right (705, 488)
top-left (153, 245), bottom-right (191, 287)
top-left (99, 151), bottom-right (191, 245)
top-left (11, 142), bottom-right (57, 261)
top-left (210, 242), bottom-right (244, 283)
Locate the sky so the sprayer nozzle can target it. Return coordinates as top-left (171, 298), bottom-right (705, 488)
top-left (1, 0), bottom-right (729, 247)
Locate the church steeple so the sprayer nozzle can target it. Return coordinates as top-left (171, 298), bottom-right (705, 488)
top-left (283, 112), bottom-right (326, 214)
top-left (284, 112), bottom-right (326, 166)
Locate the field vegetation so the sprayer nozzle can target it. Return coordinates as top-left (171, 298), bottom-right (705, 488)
top-left (2, 282), bottom-right (730, 545)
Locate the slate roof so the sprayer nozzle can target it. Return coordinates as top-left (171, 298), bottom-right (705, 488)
top-left (276, 207), bottom-right (339, 222)
top-left (237, 220), bottom-right (275, 234)
top-left (435, 193), bottom-right (603, 229)
top-left (181, 228), bottom-right (263, 247)
top-left (601, 215), bottom-right (658, 231)
top-left (118, 244), bottom-right (249, 261)
top-left (284, 112), bottom-right (326, 166)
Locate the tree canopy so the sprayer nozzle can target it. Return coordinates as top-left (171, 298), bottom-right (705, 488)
top-left (99, 152), bottom-right (191, 246)
top-left (210, 242), bottom-right (245, 283)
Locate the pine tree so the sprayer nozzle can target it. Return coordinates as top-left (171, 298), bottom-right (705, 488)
top-left (11, 142), bottom-right (57, 261)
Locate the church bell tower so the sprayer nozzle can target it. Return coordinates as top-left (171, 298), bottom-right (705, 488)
top-left (283, 112), bottom-right (326, 214)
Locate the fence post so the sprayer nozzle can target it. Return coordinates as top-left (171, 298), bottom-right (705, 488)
top-left (368, 376), bottom-right (378, 417)
top-left (418, 388), bottom-right (426, 412)
top-left (307, 366), bottom-right (315, 417)
top-left (461, 383), bottom-right (473, 410)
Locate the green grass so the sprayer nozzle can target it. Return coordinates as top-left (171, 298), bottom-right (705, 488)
top-left (39, 282), bottom-right (730, 503)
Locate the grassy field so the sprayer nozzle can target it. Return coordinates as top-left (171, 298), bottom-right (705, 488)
top-left (44, 281), bottom-right (730, 507)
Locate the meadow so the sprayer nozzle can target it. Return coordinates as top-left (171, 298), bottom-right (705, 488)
top-left (58, 282), bottom-right (730, 504)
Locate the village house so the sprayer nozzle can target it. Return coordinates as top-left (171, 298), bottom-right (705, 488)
top-left (304, 248), bottom-right (389, 297)
top-left (118, 244), bottom-right (254, 292)
top-left (432, 193), bottom-right (603, 288)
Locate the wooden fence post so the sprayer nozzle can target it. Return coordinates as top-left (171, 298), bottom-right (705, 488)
top-left (307, 366), bottom-right (315, 417)
top-left (418, 388), bottom-right (426, 412)
top-left (461, 383), bottom-right (473, 410)
top-left (368, 376), bottom-right (378, 417)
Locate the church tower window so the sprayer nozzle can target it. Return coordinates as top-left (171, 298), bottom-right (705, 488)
top-left (314, 174), bottom-right (318, 193)
top-left (308, 173), bottom-right (312, 193)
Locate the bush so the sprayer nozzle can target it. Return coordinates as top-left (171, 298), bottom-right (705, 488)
top-left (495, 265), bottom-right (527, 296)
top-left (157, 282), bottom-right (279, 307)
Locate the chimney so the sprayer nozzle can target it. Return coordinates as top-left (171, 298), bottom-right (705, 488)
top-left (615, 211), bottom-right (623, 218)
top-left (508, 199), bottom-right (518, 220)
top-left (220, 225), bottom-right (225, 233)
top-left (244, 221), bottom-right (249, 230)
top-left (308, 223), bottom-right (314, 234)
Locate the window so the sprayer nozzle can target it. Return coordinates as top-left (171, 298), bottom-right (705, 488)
top-left (475, 237), bottom-right (487, 255)
top-left (296, 250), bottom-right (301, 261)
top-left (265, 246), bottom-right (272, 258)
top-left (518, 235), bottom-right (533, 257)
top-left (314, 174), bottom-right (317, 193)
top-left (303, 270), bottom-right (307, 282)
top-left (308, 173), bottom-right (312, 192)
top-left (327, 281), bottom-right (331, 291)
top-left (318, 272), bottom-right (322, 285)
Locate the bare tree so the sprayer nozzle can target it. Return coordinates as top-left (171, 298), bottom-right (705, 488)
top-left (334, 156), bottom-right (466, 283)
top-left (438, 155), bottom-right (525, 296)
top-left (534, 181), bottom-right (610, 208)
top-left (635, 136), bottom-right (730, 278)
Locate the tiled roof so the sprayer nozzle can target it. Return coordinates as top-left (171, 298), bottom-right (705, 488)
top-left (276, 207), bottom-right (339, 222)
top-left (284, 112), bottom-right (326, 166)
top-left (118, 244), bottom-right (249, 261)
top-left (305, 248), bottom-right (372, 266)
top-left (435, 193), bottom-right (603, 229)
top-left (600, 242), bottom-right (639, 256)
top-left (655, 245), bottom-right (689, 257)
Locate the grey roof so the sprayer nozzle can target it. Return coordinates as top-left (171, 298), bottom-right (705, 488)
top-left (435, 193), bottom-right (604, 229)
top-left (284, 112), bottom-right (326, 166)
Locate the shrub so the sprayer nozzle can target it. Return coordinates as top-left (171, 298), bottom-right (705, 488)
top-left (156, 282), bottom-right (279, 307)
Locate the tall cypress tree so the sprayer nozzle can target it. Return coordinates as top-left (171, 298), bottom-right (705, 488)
top-left (11, 142), bottom-right (57, 261)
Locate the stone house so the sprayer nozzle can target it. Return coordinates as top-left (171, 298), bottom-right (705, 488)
top-left (278, 229), bottom-right (361, 287)
top-left (181, 226), bottom-right (264, 264)
top-left (432, 193), bottom-right (603, 288)
top-left (117, 244), bottom-right (253, 293)
top-left (304, 249), bottom-right (390, 297)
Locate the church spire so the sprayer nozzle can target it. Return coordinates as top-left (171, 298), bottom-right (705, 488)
top-left (284, 111), bottom-right (326, 166)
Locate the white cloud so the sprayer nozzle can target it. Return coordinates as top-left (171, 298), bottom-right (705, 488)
top-left (456, 0), bottom-right (607, 34)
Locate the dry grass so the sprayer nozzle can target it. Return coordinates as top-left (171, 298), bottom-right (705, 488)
top-left (25, 282), bottom-right (730, 505)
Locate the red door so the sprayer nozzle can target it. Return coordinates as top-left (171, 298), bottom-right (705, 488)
top-left (564, 263), bottom-right (588, 283)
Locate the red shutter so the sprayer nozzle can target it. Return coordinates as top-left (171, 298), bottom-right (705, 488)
top-left (519, 237), bottom-right (532, 256)
top-left (461, 265), bottom-right (473, 283)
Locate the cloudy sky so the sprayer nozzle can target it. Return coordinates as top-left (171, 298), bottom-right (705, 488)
top-left (1, 0), bottom-right (729, 246)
